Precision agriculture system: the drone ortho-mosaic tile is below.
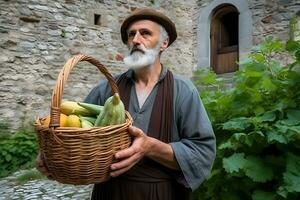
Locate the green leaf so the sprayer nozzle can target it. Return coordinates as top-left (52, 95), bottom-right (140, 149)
top-left (275, 123), bottom-right (289, 134)
top-left (223, 117), bottom-right (251, 131)
top-left (260, 76), bottom-right (277, 91)
top-left (219, 131), bottom-right (264, 150)
top-left (246, 131), bottom-right (265, 147)
top-left (202, 73), bottom-right (217, 85)
top-left (280, 119), bottom-right (299, 126)
top-left (252, 53), bottom-right (265, 62)
top-left (266, 131), bottom-right (288, 144)
top-left (253, 106), bottom-right (265, 116)
top-left (257, 111), bottom-right (276, 122)
top-left (284, 153), bottom-right (300, 188)
top-left (245, 70), bottom-right (262, 77)
top-left (289, 62), bottom-right (300, 72)
top-left (193, 69), bottom-right (219, 86)
top-left (288, 125), bottom-right (300, 134)
top-left (295, 50), bottom-right (300, 62)
top-left (1, 151), bottom-right (7, 156)
top-left (239, 58), bottom-right (253, 67)
top-left (286, 109), bottom-right (300, 125)
top-left (5, 154), bottom-right (12, 162)
top-left (272, 101), bottom-right (288, 113)
top-left (250, 91), bottom-right (263, 103)
top-left (223, 153), bottom-right (247, 173)
top-left (286, 40), bottom-right (300, 52)
top-left (264, 37), bottom-right (282, 52)
top-left (232, 133), bottom-right (247, 143)
top-left (252, 190), bottom-right (276, 200)
top-left (219, 140), bottom-right (235, 150)
top-left (278, 153), bottom-right (300, 197)
top-left (282, 171), bottom-right (300, 193)
top-left (244, 156), bottom-right (274, 182)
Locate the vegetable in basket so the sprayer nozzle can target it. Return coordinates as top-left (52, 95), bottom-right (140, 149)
top-left (61, 101), bottom-right (95, 116)
top-left (77, 102), bottom-right (104, 116)
top-left (94, 93), bottom-right (125, 126)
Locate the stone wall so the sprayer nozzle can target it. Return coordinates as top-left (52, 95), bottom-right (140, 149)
top-left (0, 0), bottom-right (299, 129)
top-left (0, 0), bottom-right (197, 129)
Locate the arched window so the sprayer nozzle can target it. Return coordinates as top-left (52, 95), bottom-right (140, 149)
top-left (210, 4), bottom-right (239, 74)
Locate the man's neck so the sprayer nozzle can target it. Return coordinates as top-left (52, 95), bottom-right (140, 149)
top-left (133, 59), bottom-right (162, 108)
top-left (133, 59), bottom-right (162, 87)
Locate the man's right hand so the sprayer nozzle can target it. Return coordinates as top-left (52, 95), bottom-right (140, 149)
top-left (36, 152), bottom-right (53, 179)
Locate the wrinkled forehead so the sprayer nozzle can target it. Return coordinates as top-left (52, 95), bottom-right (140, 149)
top-left (127, 19), bottom-right (161, 33)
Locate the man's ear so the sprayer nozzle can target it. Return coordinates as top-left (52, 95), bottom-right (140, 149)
top-left (160, 37), bottom-right (169, 51)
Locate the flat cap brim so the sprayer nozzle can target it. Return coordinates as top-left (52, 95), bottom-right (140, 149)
top-left (120, 8), bottom-right (177, 47)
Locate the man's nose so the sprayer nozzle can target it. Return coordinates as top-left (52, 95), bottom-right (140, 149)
top-left (132, 32), bottom-right (141, 45)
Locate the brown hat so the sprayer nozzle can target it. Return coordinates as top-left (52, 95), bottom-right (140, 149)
top-left (120, 8), bottom-right (177, 47)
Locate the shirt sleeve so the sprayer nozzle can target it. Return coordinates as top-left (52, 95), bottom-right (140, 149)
top-left (84, 79), bottom-right (112, 105)
top-left (170, 86), bottom-right (216, 191)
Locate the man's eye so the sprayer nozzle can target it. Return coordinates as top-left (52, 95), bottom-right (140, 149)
top-left (140, 31), bottom-right (151, 36)
top-left (128, 32), bottom-right (136, 38)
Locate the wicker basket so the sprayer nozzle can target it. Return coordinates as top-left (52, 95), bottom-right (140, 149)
top-left (35, 54), bottom-right (133, 185)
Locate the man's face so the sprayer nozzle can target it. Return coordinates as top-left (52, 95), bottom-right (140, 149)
top-left (123, 20), bottom-right (163, 70)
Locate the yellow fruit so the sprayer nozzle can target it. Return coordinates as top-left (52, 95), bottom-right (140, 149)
top-left (66, 114), bottom-right (81, 128)
top-left (43, 113), bottom-right (68, 127)
top-left (61, 101), bottom-right (93, 116)
top-left (60, 114), bottom-right (68, 127)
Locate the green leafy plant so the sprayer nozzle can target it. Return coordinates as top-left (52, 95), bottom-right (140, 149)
top-left (193, 37), bottom-right (300, 200)
top-left (0, 122), bottom-right (11, 138)
top-left (0, 126), bottom-right (38, 178)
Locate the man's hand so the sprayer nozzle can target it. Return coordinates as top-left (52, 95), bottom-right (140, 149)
top-left (110, 125), bottom-right (180, 177)
top-left (110, 126), bottom-right (151, 177)
top-left (36, 152), bottom-right (53, 179)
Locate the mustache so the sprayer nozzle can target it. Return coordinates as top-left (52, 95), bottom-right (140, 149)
top-left (130, 45), bottom-right (145, 55)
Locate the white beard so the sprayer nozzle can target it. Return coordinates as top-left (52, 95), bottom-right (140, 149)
top-left (123, 44), bottom-right (160, 70)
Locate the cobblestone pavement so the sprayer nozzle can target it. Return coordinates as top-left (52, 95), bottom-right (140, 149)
top-left (0, 169), bottom-right (93, 200)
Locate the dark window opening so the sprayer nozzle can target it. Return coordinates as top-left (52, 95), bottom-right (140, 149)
top-left (219, 12), bottom-right (238, 48)
top-left (94, 14), bottom-right (101, 26)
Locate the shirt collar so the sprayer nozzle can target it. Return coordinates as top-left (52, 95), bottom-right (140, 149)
top-left (125, 65), bottom-right (168, 82)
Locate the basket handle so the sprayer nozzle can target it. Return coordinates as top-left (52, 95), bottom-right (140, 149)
top-left (50, 54), bottom-right (119, 128)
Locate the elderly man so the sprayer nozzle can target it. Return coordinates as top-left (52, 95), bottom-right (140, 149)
top-left (84, 8), bottom-right (216, 200)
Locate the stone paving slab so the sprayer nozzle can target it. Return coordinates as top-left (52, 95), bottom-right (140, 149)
top-left (0, 170), bottom-right (93, 200)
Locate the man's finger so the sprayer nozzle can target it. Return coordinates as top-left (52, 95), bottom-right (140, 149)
top-left (110, 163), bottom-right (135, 177)
top-left (115, 145), bottom-right (136, 159)
top-left (111, 153), bottom-right (140, 170)
top-left (128, 126), bottom-right (144, 137)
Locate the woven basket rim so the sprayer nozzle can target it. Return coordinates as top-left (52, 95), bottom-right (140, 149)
top-left (35, 111), bottom-right (132, 133)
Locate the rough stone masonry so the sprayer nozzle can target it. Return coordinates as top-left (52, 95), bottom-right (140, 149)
top-left (0, 0), bottom-right (299, 129)
top-left (0, 0), bottom-right (197, 129)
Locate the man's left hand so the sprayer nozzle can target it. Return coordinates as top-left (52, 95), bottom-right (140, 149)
top-left (110, 126), bottom-right (151, 177)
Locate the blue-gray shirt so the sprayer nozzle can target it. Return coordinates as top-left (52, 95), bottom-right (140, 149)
top-left (84, 67), bottom-right (216, 191)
